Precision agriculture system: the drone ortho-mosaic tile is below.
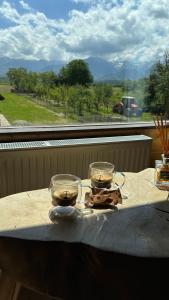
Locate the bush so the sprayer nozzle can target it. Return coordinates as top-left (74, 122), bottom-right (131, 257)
top-left (0, 94), bottom-right (5, 101)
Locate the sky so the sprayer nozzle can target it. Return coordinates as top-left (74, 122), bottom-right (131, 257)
top-left (0, 0), bottom-right (169, 63)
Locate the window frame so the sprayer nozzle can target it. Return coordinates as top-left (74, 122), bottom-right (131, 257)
top-left (0, 121), bottom-right (157, 142)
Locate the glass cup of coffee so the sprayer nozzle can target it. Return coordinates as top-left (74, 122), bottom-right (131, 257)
top-left (88, 161), bottom-right (125, 190)
top-left (49, 174), bottom-right (81, 207)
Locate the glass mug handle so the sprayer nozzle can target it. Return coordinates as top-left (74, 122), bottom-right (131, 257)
top-left (76, 182), bottom-right (82, 204)
top-left (113, 171), bottom-right (125, 189)
top-left (48, 180), bottom-right (52, 190)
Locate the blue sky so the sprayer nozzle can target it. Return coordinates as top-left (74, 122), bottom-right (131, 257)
top-left (5, 0), bottom-right (88, 19)
top-left (0, 0), bottom-right (90, 23)
top-left (0, 0), bottom-right (168, 63)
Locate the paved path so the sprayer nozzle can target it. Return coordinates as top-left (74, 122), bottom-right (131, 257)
top-left (0, 114), bottom-right (10, 126)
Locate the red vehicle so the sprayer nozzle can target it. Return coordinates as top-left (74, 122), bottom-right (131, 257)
top-left (113, 96), bottom-right (142, 117)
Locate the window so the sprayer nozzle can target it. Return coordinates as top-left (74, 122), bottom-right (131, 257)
top-left (0, 0), bottom-right (168, 130)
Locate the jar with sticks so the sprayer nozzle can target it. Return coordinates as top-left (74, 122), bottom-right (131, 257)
top-left (154, 114), bottom-right (169, 198)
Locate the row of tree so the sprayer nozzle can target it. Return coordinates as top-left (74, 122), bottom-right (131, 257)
top-left (7, 59), bottom-right (93, 93)
top-left (46, 84), bottom-right (113, 117)
top-left (7, 60), bottom-right (114, 118)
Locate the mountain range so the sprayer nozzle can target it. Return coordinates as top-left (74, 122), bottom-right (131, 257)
top-left (0, 56), bottom-right (153, 81)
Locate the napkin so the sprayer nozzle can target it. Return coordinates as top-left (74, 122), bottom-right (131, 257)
top-left (85, 188), bottom-right (122, 208)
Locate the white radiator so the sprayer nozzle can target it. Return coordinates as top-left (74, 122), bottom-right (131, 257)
top-left (0, 135), bottom-right (152, 197)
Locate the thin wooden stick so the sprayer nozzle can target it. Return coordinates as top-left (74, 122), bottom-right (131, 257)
top-left (154, 114), bottom-right (169, 156)
top-left (164, 117), bottom-right (168, 155)
top-left (160, 114), bottom-right (165, 154)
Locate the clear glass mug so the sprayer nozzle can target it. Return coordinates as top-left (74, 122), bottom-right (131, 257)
top-left (88, 161), bottom-right (125, 191)
top-left (48, 174), bottom-right (93, 219)
top-left (49, 174), bottom-right (82, 207)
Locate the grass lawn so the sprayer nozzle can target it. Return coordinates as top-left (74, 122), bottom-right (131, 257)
top-left (0, 92), bottom-right (70, 125)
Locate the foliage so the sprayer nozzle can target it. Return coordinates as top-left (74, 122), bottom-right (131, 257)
top-left (145, 51), bottom-right (169, 114)
top-left (6, 65), bottom-right (113, 118)
top-left (7, 68), bottom-right (57, 94)
top-left (67, 85), bottom-right (94, 116)
top-left (7, 59), bottom-right (93, 93)
top-left (7, 68), bottom-right (29, 92)
top-left (38, 71), bottom-right (57, 89)
top-left (58, 59), bottom-right (93, 86)
top-left (92, 83), bottom-right (113, 112)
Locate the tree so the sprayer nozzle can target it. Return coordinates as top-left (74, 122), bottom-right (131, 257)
top-left (102, 84), bottom-right (113, 111)
top-left (7, 68), bottom-right (28, 92)
top-left (34, 82), bottom-right (48, 99)
top-left (38, 71), bottom-right (57, 88)
top-left (145, 51), bottom-right (169, 115)
top-left (58, 66), bottom-right (67, 85)
top-left (92, 83), bottom-right (113, 112)
top-left (7, 68), bottom-right (38, 93)
top-left (26, 71), bottom-right (38, 93)
top-left (93, 84), bottom-right (104, 112)
top-left (58, 59), bottom-right (93, 86)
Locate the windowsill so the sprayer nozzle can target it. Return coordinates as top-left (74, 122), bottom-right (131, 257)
top-left (0, 121), bottom-right (156, 133)
top-left (0, 121), bottom-right (157, 142)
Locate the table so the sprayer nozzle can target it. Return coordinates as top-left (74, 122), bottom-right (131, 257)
top-left (1, 168), bottom-right (169, 299)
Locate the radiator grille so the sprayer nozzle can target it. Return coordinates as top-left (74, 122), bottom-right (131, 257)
top-left (0, 135), bottom-right (152, 197)
top-left (0, 135), bottom-right (151, 150)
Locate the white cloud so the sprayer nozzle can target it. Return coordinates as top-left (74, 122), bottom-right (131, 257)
top-left (19, 1), bottom-right (32, 12)
top-left (64, 0), bottom-right (169, 63)
top-left (0, 1), bottom-right (20, 23)
top-left (0, 1), bottom-right (65, 60)
top-left (0, 0), bottom-right (169, 64)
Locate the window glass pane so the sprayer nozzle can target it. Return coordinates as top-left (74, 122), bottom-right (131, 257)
top-left (0, 0), bottom-right (168, 127)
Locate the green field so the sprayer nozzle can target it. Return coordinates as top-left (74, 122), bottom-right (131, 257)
top-left (0, 89), bottom-right (72, 125)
